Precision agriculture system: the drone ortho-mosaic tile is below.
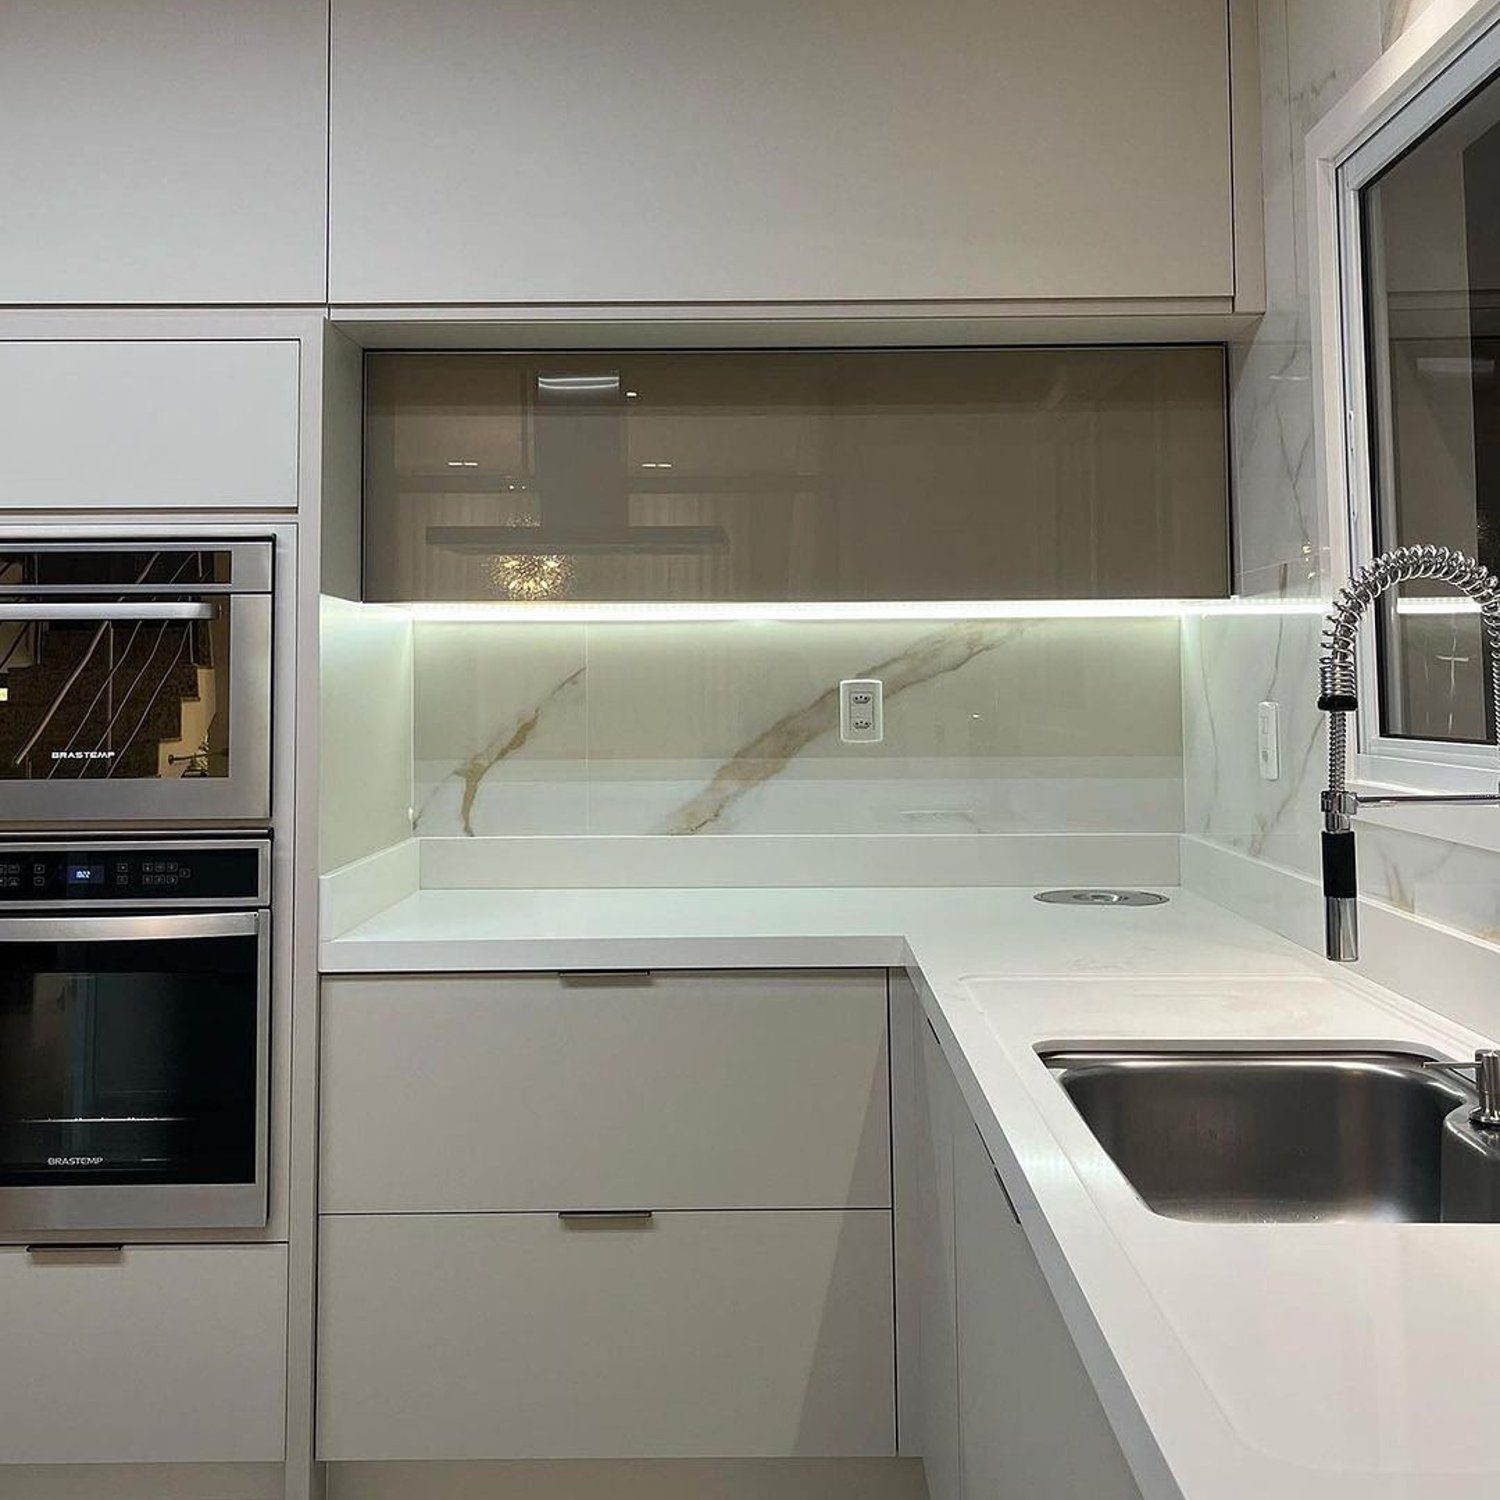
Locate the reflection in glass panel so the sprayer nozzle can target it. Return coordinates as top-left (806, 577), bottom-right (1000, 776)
top-left (362, 349), bottom-right (1229, 604)
top-left (1361, 63), bottom-right (1500, 743)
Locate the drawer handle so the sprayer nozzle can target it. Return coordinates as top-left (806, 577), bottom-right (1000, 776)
top-left (558, 1210), bottom-right (656, 1226)
top-left (557, 970), bottom-right (653, 984)
top-left (26, 1243), bottom-right (125, 1260)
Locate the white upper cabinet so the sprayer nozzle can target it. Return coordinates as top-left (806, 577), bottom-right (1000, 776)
top-left (0, 1), bottom-right (328, 305)
top-left (0, 341), bottom-right (301, 510)
top-left (328, 0), bottom-right (1240, 308)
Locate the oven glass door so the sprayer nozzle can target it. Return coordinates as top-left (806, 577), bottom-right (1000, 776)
top-left (0, 912), bottom-right (268, 1229)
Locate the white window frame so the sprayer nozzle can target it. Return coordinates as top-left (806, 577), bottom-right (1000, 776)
top-left (1309, 0), bottom-right (1500, 796)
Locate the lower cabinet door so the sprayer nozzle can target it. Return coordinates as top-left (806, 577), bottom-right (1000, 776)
top-left (0, 1243), bottom-right (288, 1464)
top-left (953, 1118), bottom-right (1141, 1500)
top-left (317, 1210), bottom-right (896, 1461)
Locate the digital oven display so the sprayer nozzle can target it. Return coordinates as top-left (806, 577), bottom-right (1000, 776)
top-left (64, 864), bottom-right (105, 887)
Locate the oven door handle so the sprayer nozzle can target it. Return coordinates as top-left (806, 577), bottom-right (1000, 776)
top-left (0, 602), bottom-right (216, 622)
top-left (0, 911), bottom-right (262, 942)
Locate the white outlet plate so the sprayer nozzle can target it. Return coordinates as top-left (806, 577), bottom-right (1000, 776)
top-left (840, 678), bottom-right (884, 743)
top-left (1257, 700), bottom-right (1281, 780)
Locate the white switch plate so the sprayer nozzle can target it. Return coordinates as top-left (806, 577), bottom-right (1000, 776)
top-left (840, 679), bottom-right (884, 743)
top-left (1257, 700), bottom-right (1280, 780)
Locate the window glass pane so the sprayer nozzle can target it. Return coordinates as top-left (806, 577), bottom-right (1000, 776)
top-left (1361, 65), bottom-right (1500, 744)
top-left (362, 348), bottom-right (1229, 604)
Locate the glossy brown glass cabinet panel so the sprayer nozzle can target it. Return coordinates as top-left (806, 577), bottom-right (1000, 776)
top-left (362, 349), bottom-right (1230, 603)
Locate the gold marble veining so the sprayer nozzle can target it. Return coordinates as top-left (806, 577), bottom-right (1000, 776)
top-left (438, 666), bottom-right (584, 836)
top-left (661, 623), bottom-right (1035, 834)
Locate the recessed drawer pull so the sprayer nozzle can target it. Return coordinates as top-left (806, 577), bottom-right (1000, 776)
top-left (25, 1243), bottom-right (125, 1260)
top-left (556, 970), bottom-right (653, 984)
top-left (557, 1209), bottom-right (656, 1226)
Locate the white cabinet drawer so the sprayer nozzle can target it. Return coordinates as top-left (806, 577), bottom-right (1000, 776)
top-left (0, 1243), bottom-right (287, 1464)
top-left (317, 1210), bottom-right (895, 1460)
top-left (0, 341), bottom-right (299, 511)
top-left (320, 970), bottom-right (890, 1212)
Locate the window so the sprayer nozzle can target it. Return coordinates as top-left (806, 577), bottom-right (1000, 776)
top-left (1344, 30), bottom-right (1500, 767)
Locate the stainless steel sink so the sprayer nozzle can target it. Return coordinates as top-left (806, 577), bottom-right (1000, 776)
top-left (1042, 1050), bottom-right (1500, 1223)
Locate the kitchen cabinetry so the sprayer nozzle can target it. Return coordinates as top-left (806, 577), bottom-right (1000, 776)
top-left (319, 1209), bottom-right (893, 1460)
top-left (317, 970), bottom-right (896, 1462)
top-left (0, 1), bottom-right (327, 305)
top-left (0, 341), bottom-right (301, 511)
top-left (918, 1019), bottom-right (1140, 1499)
top-left (329, 0), bottom-right (1249, 310)
top-left (915, 1021), bottom-right (962, 1500)
top-left (320, 970), bottom-right (890, 1212)
top-left (0, 1243), bottom-right (287, 1464)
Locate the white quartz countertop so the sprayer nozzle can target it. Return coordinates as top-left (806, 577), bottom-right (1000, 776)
top-left (321, 884), bottom-right (1500, 1500)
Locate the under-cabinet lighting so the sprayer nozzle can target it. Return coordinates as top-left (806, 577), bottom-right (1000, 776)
top-left (399, 597), bottom-right (1329, 624)
top-left (1394, 597), bottom-right (1483, 615)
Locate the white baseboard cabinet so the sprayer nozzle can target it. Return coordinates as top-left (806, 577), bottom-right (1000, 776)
top-left (317, 971), bottom-right (897, 1465)
top-left (0, 1244), bottom-right (287, 1466)
top-left (324, 1458), bottom-right (929, 1500)
top-left (917, 1018), bottom-right (1141, 1500)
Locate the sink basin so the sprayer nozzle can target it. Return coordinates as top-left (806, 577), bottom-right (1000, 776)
top-left (1042, 1050), bottom-right (1500, 1223)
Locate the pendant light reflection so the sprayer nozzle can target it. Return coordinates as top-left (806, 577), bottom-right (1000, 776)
top-left (486, 518), bottom-right (576, 601)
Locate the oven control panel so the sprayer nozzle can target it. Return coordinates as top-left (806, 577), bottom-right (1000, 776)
top-left (0, 842), bottom-right (269, 905)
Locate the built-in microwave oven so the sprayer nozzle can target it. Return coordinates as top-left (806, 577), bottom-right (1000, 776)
top-left (0, 837), bottom-right (270, 1234)
top-left (0, 540), bottom-right (273, 828)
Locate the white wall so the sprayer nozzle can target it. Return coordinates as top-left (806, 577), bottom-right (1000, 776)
top-left (319, 597), bottom-right (413, 872)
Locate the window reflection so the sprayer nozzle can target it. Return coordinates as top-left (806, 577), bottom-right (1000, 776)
top-left (1362, 65), bottom-right (1500, 743)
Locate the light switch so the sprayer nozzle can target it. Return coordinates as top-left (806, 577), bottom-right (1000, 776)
top-left (840, 679), bottom-right (884, 743)
top-left (1257, 700), bottom-right (1280, 780)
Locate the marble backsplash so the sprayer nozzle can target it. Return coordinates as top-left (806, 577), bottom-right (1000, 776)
top-left (1184, 0), bottom-right (1500, 951)
top-left (411, 617), bottom-right (1184, 839)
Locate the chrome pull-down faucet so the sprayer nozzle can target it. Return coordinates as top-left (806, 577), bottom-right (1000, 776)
top-left (1317, 545), bottom-right (1500, 961)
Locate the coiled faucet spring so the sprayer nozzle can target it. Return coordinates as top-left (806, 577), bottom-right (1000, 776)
top-left (1317, 544), bottom-right (1500, 962)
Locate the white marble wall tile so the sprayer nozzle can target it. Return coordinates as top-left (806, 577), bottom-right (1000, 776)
top-left (411, 618), bottom-right (1183, 838)
top-left (1182, 610), bottom-right (1326, 877)
top-left (1358, 821), bottom-right (1500, 938)
top-left (411, 622), bottom-right (587, 836)
top-left (1195, 0), bottom-right (1500, 955)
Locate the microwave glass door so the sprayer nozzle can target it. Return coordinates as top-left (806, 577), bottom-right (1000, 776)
top-left (0, 544), bottom-right (272, 825)
top-left (0, 921), bottom-right (262, 1196)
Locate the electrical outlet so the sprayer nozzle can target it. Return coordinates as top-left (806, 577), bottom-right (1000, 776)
top-left (1257, 700), bottom-right (1281, 780)
top-left (840, 679), bottom-right (884, 743)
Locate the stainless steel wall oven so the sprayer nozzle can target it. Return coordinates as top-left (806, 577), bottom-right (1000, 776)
top-left (0, 837), bottom-right (270, 1234)
top-left (0, 540), bottom-right (273, 828)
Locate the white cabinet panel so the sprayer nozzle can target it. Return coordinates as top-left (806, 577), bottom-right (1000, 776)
top-left (318, 1210), bottom-right (895, 1460)
top-left (0, 341), bottom-right (299, 510)
top-left (0, 1), bottom-right (327, 305)
top-left (320, 971), bottom-right (890, 1213)
top-left (915, 1022), bottom-right (962, 1500)
top-left (0, 1244), bottom-right (287, 1464)
top-left (953, 1112), bottom-right (1140, 1500)
top-left (329, 0), bottom-right (1234, 306)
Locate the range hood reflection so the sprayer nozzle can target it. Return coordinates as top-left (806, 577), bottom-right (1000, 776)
top-left (427, 524), bottom-right (729, 556)
top-left (426, 368), bottom-right (729, 565)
